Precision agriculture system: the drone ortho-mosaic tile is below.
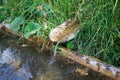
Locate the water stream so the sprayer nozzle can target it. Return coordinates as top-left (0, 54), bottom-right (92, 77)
top-left (0, 36), bottom-right (114, 80)
top-left (48, 42), bottom-right (59, 66)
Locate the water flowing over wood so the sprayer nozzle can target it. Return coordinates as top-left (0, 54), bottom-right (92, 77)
top-left (60, 48), bottom-right (120, 80)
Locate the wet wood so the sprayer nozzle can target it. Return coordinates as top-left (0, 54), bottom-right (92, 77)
top-left (0, 23), bottom-right (52, 50)
top-left (60, 48), bottom-right (120, 80)
top-left (0, 23), bottom-right (24, 37)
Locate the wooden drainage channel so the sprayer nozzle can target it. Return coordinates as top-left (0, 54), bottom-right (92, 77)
top-left (0, 23), bottom-right (120, 80)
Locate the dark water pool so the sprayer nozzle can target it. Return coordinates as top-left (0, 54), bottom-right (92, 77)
top-left (0, 37), bottom-right (83, 80)
top-left (0, 36), bottom-right (114, 80)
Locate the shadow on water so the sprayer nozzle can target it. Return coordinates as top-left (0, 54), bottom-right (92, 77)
top-left (0, 36), bottom-right (114, 80)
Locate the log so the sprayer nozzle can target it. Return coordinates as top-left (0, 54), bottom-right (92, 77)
top-left (0, 23), bottom-right (52, 50)
top-left (0, 23), bottom-right (24, 37)
top-left (60, 48), bottom-right (120, 80)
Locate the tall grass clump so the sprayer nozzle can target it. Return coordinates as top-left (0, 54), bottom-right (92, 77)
top-left (72, 0), bottom-right (120, 66)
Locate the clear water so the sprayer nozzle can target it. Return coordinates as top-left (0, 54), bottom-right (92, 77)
top-left (48, 42), bottom-right (59, 65)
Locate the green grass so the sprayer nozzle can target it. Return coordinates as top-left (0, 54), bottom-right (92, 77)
top-left (0, 0), bottom-right (78, 38)
top-left (0, 0), bottom-right (120, 66)
top-left (74, 0), bottom-right (120, 66)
